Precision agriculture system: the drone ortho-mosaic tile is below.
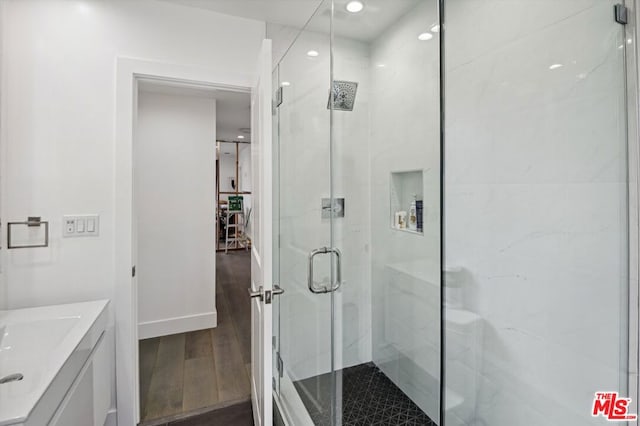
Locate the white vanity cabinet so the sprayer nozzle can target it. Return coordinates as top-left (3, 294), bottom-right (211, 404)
top-left (48, 334), bottom-right (110, 426)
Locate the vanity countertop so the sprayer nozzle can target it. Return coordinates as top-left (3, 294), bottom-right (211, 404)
top-left (0, 300), bottom-right (109, 426)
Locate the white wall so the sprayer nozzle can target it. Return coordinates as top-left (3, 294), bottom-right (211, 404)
top-left (268, 23), bottom-right (304, 69)
top-left (0, 0), bottom-right (264, 416)
top-left (136, 90), bottom-right (216, 339)
top-left (444, 1), bottom-right (628, 425)
top-left (239, 143), bottom-right (251, 192)
top-left (238, 143), bottom-right (252, 231)
top-left (218, 143), bottom-right (237, 193)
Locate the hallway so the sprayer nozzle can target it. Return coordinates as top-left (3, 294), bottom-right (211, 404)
top-left (138, 251), bottom-right (252, 425)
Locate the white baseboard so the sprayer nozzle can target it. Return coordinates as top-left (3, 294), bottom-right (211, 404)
top-left (138, 311), bottom-right (217, 339)
top-left (104, 409), bottom-right (117, 426)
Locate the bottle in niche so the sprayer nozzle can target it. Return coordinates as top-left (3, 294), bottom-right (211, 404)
top-left (395, 211), bottom-right (407, 229)
top-left (408, 194), bottom-right (418, 231)
top-left (416, 199), bottom-right (423, 232)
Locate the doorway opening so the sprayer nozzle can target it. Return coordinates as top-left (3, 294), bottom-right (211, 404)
top-left (217, 139), bottom-right (252, 252)
top-left (133, 78), bottom-right (254, 425)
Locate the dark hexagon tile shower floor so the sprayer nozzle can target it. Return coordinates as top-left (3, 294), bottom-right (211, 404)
top-left (294, 363), bottom-right (436, 426)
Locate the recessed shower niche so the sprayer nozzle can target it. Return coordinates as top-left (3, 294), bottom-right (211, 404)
top-left (390, 170), bottom-right (424, 234)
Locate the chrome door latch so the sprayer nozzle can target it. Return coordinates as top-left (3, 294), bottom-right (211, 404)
top-left (248, 285), bottom-right (285, 304)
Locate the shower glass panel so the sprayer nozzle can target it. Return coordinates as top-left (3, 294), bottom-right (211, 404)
top-left (273, 1), bottom-right (633, 425)
top-left (443, 1), bottom-right (631, 426)
top-left (273, 0), bottom-right (442, 425)
top-left (271, 2), bottom-right (336, 424)
top-left (331, 0), bottom-right (441, 425)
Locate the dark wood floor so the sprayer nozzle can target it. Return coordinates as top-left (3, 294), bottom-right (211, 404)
top-left (139, 251), bottom-right (252, 425)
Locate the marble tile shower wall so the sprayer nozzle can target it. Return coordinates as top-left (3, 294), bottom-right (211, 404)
top-left (333, 37), bottom-right (374, 373)
top-left (444, 1), bottom-right (628, 425)
top-left (369, 1), bottom-right (442, 423)
top-left (277, 27), bottom-right (373, 382)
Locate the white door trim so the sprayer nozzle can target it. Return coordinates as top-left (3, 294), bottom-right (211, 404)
top-left (249, 39), bottom-right (274, 426)
top-left (114, 57), bottom-right (253, 426)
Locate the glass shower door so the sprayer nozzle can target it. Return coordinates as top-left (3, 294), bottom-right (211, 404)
top-left (330, 1), bottom-right (442, 425)
top-left (273, 1), bottom-right (443, 425)
top-left (443, 1), bottom-right (632, 425)
top-left (272, 2), bottom-right (339, 424)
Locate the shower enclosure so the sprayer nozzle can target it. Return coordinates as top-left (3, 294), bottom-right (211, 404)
top-left (269, 0), bottom-right (638, 425)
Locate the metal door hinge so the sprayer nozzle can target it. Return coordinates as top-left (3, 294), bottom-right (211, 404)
top-left (275, 86), bottom-right (283, 108)
top-left (615, 4), bottom-right (628, 25)
top-left (132, 265), bottom-right (136, 277)
top-left (276, 351), bottom-right (284, 378)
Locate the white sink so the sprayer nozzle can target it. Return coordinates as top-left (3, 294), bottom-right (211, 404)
top-left (0, 300), bottom-right (109, 426)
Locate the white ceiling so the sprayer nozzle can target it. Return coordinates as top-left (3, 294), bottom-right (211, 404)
top-left (138, 79), bottom-right (251, 142)
top-left (159, 0), bottom-right (423, 42)
top-left (159, 0), bottom-right (322, 29)
top-left (311, 0), bottom-right (423, 42)
top-left (139, 0), bottom-right (426, 142)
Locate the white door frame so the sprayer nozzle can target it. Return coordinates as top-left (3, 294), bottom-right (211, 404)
top-left (114, 57), bottom-right (253, 426)
top-left (627, 1), bottom-right (640, 417)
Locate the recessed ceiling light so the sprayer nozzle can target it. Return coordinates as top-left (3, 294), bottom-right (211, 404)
top-left (549, 63), bottom-right (563, 70)
top-left (346, 1), bottom-right (364, 13)
top-left (281, 81), bottom-right (291, 87)
top-left (430, 24), bottom-right (440, 33)
top-left (237, 135), bottom-right (245, 139)
top-left (418, 32), bottom-right (433, 41)
top-left (307, 50), bottom-right (319, 57)
top-left (376, 63), bottom-right (386, 68)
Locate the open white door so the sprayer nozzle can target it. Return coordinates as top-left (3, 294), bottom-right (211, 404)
top-left (250, 39), bottom-right (277, 426)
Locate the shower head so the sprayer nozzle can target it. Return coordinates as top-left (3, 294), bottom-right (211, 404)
top-left (328, 80), bottom-right (358, 111)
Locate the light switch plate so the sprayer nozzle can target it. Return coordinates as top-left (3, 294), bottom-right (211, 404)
top-left (63, 215), bottom-right (100, 237)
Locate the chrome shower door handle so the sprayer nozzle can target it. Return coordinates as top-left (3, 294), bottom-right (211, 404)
top-left (307, 247), bottom-right (343, 294)
top-left (329, 247), bottom-right (342, 292)
top-left (308, 247), bottom-right (328, 294)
